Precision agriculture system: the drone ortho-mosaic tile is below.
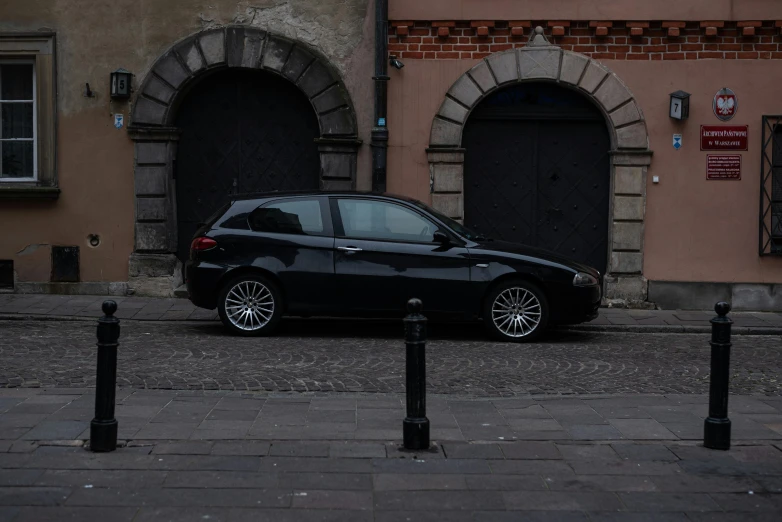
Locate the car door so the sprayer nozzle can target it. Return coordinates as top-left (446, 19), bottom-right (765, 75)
top-left (237, 196), bottom-right (335, 313)
top-left (330, 197), bottom-right (472, 316)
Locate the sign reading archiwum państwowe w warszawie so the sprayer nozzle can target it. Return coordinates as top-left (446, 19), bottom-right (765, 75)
top-left (701, 125), bottom-right (748, 151)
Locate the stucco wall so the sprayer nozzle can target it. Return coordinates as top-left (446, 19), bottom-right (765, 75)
top-left (0, 0), bottom-right (373, 283)
top-left (386, 57), bottom-right (782, 284)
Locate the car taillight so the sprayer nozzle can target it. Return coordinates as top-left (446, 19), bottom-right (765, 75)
top-left (190, 237), bottom-right (217, 252)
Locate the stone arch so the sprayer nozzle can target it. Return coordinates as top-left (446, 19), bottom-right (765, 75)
top-left (427, 28), bottom-right (653, 304)
top-left (127, 26), bottom-right (361, 296)
top-left (131, 26), bottom-right (358, 137)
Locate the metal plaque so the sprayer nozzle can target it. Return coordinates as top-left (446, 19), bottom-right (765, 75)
top-left (701, 125), bottom-right (748, 151)
top-left (706, 154), bottom-right (741, 180)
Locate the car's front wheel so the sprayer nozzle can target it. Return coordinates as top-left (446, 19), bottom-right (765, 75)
top-left (483, 280), bottom-right (549, 342)
top-left (218, 274), bottom-right (282, 336)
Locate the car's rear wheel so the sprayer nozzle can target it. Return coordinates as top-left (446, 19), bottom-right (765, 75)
top-left (218, 274), bottom-right (282, 337)
top-left (483, 280), bottom-right (548, 342)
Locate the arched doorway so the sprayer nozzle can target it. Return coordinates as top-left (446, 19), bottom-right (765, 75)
top-left (463, 82), bottom-right (611, 273)
top-left (427, 28), bottom-right (653, 303)
top-left (127, 27), bottom-right (362, 295)
top-left (174, 69), bottom-right (320, 259)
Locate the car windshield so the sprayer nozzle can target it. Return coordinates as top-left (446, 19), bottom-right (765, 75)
top-left (410, 200), bottom-right (483, 240)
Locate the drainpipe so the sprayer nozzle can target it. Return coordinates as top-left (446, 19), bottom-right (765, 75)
top-left (371, 0), bottom-right (389, 192)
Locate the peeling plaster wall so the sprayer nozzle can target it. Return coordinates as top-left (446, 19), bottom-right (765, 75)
top-left (0, 0), bottom-right (374, 284)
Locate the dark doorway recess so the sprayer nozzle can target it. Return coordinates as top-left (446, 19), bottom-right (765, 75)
top-left (463, 83), bottom-right (611, 273)
top-left (174, 69), bottom-right (321, 260)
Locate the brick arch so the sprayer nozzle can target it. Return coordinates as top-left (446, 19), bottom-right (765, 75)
top-left (127, 27), bottom-right (361, 296)
top-left (427, 29), bottom-right (653, 304)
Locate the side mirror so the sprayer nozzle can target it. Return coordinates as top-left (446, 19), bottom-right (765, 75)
top-left (433, 231), bottom-right (450, 244)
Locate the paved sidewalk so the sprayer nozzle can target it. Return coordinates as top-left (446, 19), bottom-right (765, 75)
top-left (1, 389), bottom-right (782, 521)
top-left (2, 293), bottom-right (782, 334)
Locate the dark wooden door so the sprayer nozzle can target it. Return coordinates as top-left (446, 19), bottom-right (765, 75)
top-left (174, 69), bottom-right (320, 260)
top-left (463, 83), bottom-right (611, 272)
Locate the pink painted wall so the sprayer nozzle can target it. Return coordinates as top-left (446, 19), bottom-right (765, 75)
top-left (386, 58), bottom-right (782, 284)
top-left (390, 0), bottom-right (782, 22)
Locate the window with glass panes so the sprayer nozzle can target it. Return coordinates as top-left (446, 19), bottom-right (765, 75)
top-left (0, 62), bottom-right (36, 180)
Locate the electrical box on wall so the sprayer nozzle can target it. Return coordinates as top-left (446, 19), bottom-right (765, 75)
top-left (51, 246), bottom-right (80, 283)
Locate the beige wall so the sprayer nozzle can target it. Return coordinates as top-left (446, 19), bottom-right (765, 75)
top-left (1, 108), bottom-right (136, 282)
top-left (0, 0), bottom-right (374, 282)
top-left (610, 60), bottom-right (782, 283)
top-left (390, 0), bottom-right (782, 21)
top-left (387, 58), bottom-right (782, 284)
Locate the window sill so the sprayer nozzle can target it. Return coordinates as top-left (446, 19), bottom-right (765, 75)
top-left (0, 185), bottom-right (60, 199)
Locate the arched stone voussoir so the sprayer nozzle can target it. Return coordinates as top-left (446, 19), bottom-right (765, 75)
top-left (430, 118), bottom-right (462, 148)
top-left (198, 28), bottom-right (227, 67)
top-left (518, 46), bottom-right (561, 80)
top-left (559, 51), bottom-right (589, 86)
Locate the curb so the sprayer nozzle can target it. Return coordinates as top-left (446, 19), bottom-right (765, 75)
top-left (558, 324), bottom-right (782, 336)
top-left (2, 313), bottom-right (782, 336)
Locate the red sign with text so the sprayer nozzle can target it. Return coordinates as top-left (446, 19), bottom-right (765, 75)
top-left (707, 155), bottom-right (741, 180)
top-left (701, 125), bottom-right (748, 151)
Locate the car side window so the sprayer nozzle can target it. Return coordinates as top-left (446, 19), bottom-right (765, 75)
top-left (337, 199), bottom-right (436, 243)
top-left (249, 199), bottom-right (324, 236)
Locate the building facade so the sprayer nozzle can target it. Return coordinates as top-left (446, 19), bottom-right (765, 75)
top-left (0, 0), bottom-right (374, 295)
top-left (385, 0), bottom-right (782, 310)
top-left (1, 0), bottom-right (782, 310)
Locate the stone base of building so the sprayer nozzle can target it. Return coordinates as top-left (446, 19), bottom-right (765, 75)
top-left (602, 275), bottom-right (653, 309)
top-left (127, 253), bottom-right (183, 298)
top-left (649, 281), bottom-right (782, 311)
top-left (12, 282), bottom-right (128, 296)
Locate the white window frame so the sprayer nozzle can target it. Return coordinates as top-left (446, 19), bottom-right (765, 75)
top-left (0, 59), bottom-right (37, 182)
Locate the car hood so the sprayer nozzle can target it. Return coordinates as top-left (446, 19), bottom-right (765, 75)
top-left (470, 240), bottom-right (601, 276)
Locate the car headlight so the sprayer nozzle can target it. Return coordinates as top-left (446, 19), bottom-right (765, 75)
top-left (573, 272), bottom-right (599, 287)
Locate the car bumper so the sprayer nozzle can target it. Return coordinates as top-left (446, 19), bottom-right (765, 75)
top-left (185, 260), bottom-right (229, 310)
top-left (550, 284), bottom-right (601, 325)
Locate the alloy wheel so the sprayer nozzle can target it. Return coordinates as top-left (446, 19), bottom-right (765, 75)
top-left (491, 287), bottom-right (542, 338)
top-left (224, 280), bottom-right (275, 331)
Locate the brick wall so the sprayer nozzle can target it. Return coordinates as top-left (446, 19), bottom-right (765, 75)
top-left (389, 21), bottom-right (782, 60)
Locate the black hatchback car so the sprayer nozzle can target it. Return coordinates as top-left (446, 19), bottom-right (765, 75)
top-left (186, 192), bottom-right (601, 342)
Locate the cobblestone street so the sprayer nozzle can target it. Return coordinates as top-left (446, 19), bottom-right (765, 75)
top-left (0, 319), bottom-right (780, 396)
top-left (1, 317), bottom-right (782, 520)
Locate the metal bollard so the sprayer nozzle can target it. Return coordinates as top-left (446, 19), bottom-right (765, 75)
top-left (90, 300), bottom-right (120, 452)
top-left (403, 298), bottom-right (430, 450)
top-left (704, 301), bottom-right (732, 450)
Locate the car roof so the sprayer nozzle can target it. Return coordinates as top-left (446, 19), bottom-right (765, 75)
top-left (231, 190), bottom-right (421, 204)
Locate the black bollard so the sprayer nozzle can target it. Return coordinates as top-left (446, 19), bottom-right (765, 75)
top-left (403, 298), bottom-right (430, 450)
top-left (90, 300), bottom-right (120, 452)
top-left (704, 301), bottom-right (732, 450)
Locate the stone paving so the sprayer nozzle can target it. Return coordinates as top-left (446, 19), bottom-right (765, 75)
top-left (0, 389), bottom-right (782, 521)
top-left (2, 293), bottom-right (782, 334)
top-left (1, 295), bottom-right (781, 519)
top-left (1, 320), bottom-right (781, 395)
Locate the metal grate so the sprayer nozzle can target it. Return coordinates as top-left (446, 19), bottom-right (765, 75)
top-left (51, 246), bottom-right (80, 282)
top-left (0, 260), bottom-right (13, 289)
top-left (760, 116), bottom-right (782, 255)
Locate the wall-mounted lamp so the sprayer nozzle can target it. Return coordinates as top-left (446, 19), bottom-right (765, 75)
top-left (110, 68), bottom-right (133, 100)
top-left (389, 55), bottom-right (404, 70)
top-left (669, 90), bottom-right (691, 120)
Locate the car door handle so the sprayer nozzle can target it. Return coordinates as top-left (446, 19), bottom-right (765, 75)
top-left (338, 246), bottom-right (363, 254)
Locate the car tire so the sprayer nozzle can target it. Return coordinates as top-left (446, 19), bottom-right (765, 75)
top-left (483, 280), bottom-right (549, 342)
top-left (217, 274), bottom-right (282, 337)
